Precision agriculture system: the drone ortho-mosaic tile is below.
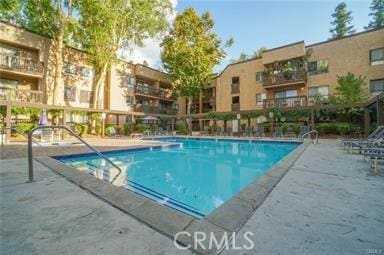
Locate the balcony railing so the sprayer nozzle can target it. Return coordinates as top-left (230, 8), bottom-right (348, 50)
top-left (135, 105), bottom-right (178, 115)
top-left (231, 83), bottom-right (240, 94)
top-left (231, 103), bottom-right (240, 112)
top-left (263, 95), bottom-right (307, 109)
top-left (0, 53), bottom-right (44, 76)
top-left (0, 86), bottom-right (43, 103)
top-left (134, 84), bottom-right (176, 100)
top-left (262, 69), bottom-right (307, 87)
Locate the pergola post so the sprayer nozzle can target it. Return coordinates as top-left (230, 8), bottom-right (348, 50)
top-left (5, 102), bottom-right (12, 142)
top-left (364, 108), bottom-right (370, 137)
top-left (377, 100), bottom-right (384, 126)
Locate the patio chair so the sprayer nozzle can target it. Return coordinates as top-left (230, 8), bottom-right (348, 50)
top-left (341, 125), bottom-right (384, 146)
top-left (255, 127), bottom-right (264, 138)
top-left (342, 128), bottom-right (384, 151)
top-left (244, 127), bottom-right (253, 137)
top-left (226, 127), bottom-right (233, 136)
top-left (273, 127), bottom-right (282, 138)
top-left (202, 126), bottom-right (209, 136)
top-left (216, 127), bottom-right (223, 136)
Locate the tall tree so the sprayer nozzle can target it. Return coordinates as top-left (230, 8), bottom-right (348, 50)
top-left (0, 0), bottom-right (76, 105)
top-left (161, 8), bottom-right (231, 134)
top-left (253, 47), bottom-right (267, 58)
top-left (366, 0), bottom-right (384, 29)
top-left (331, 72), bottom-right (367, 104)
top-left (230, 52), bottom-right (249, 63)
top-left (76, 0), bottom-right (172, 109)
top-left (329, 2), bottom-right (356, 39)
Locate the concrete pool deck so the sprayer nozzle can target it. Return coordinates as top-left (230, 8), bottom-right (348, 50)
top-left (1, 139), bottom-right (383, 254)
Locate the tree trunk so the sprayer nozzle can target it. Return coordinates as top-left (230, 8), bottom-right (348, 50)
top-left (186, 96), bottom-right (192, 136)
top-left (92, 65), bottom-right (108, 109)
top-left (52, 0), bottom-right (65, 105)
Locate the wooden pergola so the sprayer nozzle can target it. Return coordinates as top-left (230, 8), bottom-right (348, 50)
top-left (191, 93), bottom-right (384, 136)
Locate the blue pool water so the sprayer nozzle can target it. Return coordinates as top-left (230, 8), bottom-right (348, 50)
top-left (56, 137), bottom-right (300, 218)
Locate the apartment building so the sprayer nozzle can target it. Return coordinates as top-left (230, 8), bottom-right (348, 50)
top-left (0, 21), bottom-right (179, 130)
top-left (1, 20), bottom-right (383, 132)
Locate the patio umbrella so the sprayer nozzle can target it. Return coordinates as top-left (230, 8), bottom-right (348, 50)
top-left (38, 108), bottom-right (48, 126)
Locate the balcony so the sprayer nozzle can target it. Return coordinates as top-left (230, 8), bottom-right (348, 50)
top-left (135, 105), bottom-right (178, 115)
top-left (209, 96), bottom-right (216, 106)
top-left (134, 84), bottom-right (176, 101)
top-left (231, 83), bottom-right (240, 94)
top-left (0, 86), bottom-right (43, 103)
top-left (231, 103), bottom-right (240, 112)
top-left (263, 95), bottom-right (307, 109)
top-left (0, 53), bottom-right (44, 77)
top-left (262, 69), bottom-right (307, 87)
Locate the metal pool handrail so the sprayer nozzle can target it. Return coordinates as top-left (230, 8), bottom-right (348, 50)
top-left (27, 125), bottom-right (122, 184)
top-left (1, 127), bottom-right (42, 147)
top-left (301, 130), bottom-right (319, 144)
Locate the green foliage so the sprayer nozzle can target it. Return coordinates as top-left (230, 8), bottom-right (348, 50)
top-left (330, 73), bottom-right (367, 104)
top-left (329, 2), bottom-right (356, 39)
top-left (253, 47), bottom-right (267, 58)
top-left (267, 107), bottom-right (283, 122)
top-left (135, 124), bottom-right (148, 133)
top-left (206, 111), bottom-right (219, 120)
top-left (316, 122), bottom-right (360, 135)
top-left (16, 122), bottom-right (37, 133)
top-left (230, 52), bottom-right (249, 63)
top-left (217, 113), bottom-right (236, 121)
top-left (283, 109), bottom-right (310, 120)
top-left (105, 125), bottom-right (121, 136)
top-left (161, 7), bottom-right (230, 132)
top-left (12, 107), bottom-right (40, 119)
top-left (242, 112), bottom-right (263, 119)
top-left (75, 123), bottom-right (88, 137)
top-left (123, 123), bottom-right (132, 135)
top-left (95, 125), bottom-right (101, 136)
top-left (90, 112), bottom-right (102, 121)
top-left (175, 123), bottom-right (188, 135)
top-left (366, 0), bottom-right (384, 29)
top-left (0, 0), bottom-right (22, 22)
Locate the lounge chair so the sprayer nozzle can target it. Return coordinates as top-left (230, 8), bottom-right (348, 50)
top-left (255, 127), bottom-right (264, 138)
top-left (361, 145), bottom-right (384, 174)
top-left (202, 127), bottom-right (209, 136)
top-left (342, 128), bottom-right (384, 152)
top-left (273, 127), bottom-right (282, 138)
top-left (341, 125), bottom-right (384, 146)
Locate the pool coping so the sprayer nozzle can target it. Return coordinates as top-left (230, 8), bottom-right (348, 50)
top-left (35, 138), bottom-right (310, 254)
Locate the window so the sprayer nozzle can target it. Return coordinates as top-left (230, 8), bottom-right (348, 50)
top-left (308, 59), bottom-right (328, 75)
top-left (64, 86), bottom-right (76, 101)
top-left (80, 67), bottom-right (91, 78)
top-left (275, 89), bottom-right (297, 98)
top-left (79, 90), bottom-right (93, 103)
top-left (173, 103), bottom-right (179, 110)
top-left (126, 76), bottom-right (136, 87)
top-left (256, 72), bottom-right (263, 83)
top-left (232, 96), bottom-right (239, 104)
top-left (256, 93), bottom-right (265, 105)
top-left (370, 79), bottom-right (384, 95)
top-left (126, 95), bottom-right (133, 106)
top-left (370, 48), bottom-right (384, 66)
top-left (232, 76), bottom-right (239, 84)
top-left (308, 85), bottom-right (329, 101)
top-left (0, 78), bottom-right (18, 88)
top-left (64, 62), bottom-right (76, 75)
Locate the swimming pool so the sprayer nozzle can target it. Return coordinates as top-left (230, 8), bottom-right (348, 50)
top-left (55, 137), bottom-right (301, 218)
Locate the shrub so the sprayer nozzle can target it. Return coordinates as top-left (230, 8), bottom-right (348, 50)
top-left (176, 123), bottom-right (188, 135)
top-left (16, 122), bottom-right (37, 133)
top-left (105, 125), bottom-right (121, 136)
top-left (316, 122), bottom-right (360, 135)
top-left (135, 124), bottom-right (148, 133)
top-left (75, 123), bottom-right (88, 137)
top-left (95, 125), bottom-right (101, 136)
top-left (124, 123), bottom-right (132, 135)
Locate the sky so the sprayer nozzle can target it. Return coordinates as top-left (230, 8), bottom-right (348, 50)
top-left (126, 0), bottom-right (373, 73)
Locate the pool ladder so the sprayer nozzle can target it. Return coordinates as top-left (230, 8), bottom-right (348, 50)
top-left (2, 125), bottom-right (123, 184)
top-left (300, 130), bottom-right (319, 144)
